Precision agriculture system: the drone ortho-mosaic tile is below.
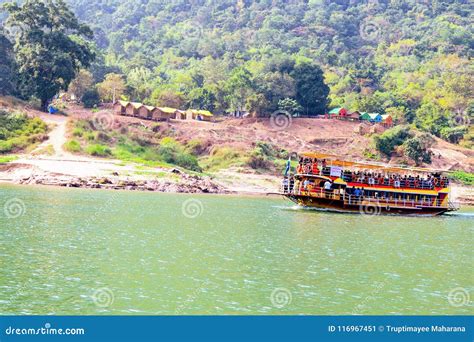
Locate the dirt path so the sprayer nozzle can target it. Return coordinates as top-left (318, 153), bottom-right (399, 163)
top-left (32, 113), bottom-right (70, 158)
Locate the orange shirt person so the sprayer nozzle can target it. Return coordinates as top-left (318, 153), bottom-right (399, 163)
top-left (311, 160), bottom-right (319, 174)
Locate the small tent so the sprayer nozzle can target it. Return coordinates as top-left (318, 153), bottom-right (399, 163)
top-left (381, 114), bottom-right (393, 127)
top-left (359, 112), bottom-right (370, 121)
top-left (368, 113), bottom-right (382, 123)
top-left (346, 111), bottom-right (361, 121)
top-left (328, 107), bottom-right (348, 118)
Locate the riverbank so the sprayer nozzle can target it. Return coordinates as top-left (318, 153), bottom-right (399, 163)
top-left (1, 160), bottom-right (473, 205)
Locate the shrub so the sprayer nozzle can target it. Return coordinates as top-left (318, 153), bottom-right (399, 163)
top-left (158, 138), bottom-right (201, 171)
top-left (440, 126), bottom-right (468, 144)
top-left (186, 138), bottom-right (207, 155)
top-left (72, 128), bottom-right (84, 137)
top-left (86, 144), bottom-right (112, 157)
top-left (0, 111), bottom-right (48, 153)
top-left (402, 133), bottom-right (433, 165)
top-left (374, 125), bottom-right (412, 156)
top-left (449, 171), bottom-right (474, 186)
top-left (64, 140), bottom-right (82, 152)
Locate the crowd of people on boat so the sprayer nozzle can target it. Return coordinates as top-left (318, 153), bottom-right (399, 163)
top-left (295, 157), bottom-right (449, 189)
top-left (280, 176), bottom-right (441, 207)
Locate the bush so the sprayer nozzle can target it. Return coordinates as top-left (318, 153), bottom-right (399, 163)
top-left (0, 111), bottom-right (48, 153)
top-left (158, 137), bottom-right (201, 171)
top-left (72, 128), bottom-right (84, 137)
top-left (86, 144), bottom-right (112, 157)
top-left (440, 126), bottom-right (468, 144)
top-left (64, 140), bottom-right (82, 152)
top-left (449, 171), bottom-right (474, 186)
top-left (403, 134), bottom-right (433, 165)
top-left (374, 125), bottom-right (412, 156)
top-left (81, 89), bottom-right (101, 108)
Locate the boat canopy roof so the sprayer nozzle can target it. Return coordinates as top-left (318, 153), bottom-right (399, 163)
top-left (298, 152), bottom-right (448, 174)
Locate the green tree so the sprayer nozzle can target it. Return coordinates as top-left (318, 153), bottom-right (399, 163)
top-left (97, 73), bottom-right (126, 102)
top-left (278, 98), bottom-right (302, 116)
top-left (415, 103), bottom-right (450, 137)
top-left (224, 67), bottom-right (254, 114)
top-left (403, 134), bottom-right (433, 165)
top-left (3, 0), bottom-right (95, 111)
top-left (187, 87), bottom-right (217, 112)
top-left (0, 29), bottom-right (16, 95)
top-left (374, 126), bottom-right (412, 157)
top-left (291, 62), bottom-right (329, 116)
top-left (69, 69), bottom-right (94, 100)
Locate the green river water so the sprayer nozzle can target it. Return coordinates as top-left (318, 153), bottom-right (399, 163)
top-left (0, 184), bottom-right (472, 315)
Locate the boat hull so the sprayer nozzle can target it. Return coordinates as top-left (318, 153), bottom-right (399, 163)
top-left (285, 194), bottom-right (449, 216)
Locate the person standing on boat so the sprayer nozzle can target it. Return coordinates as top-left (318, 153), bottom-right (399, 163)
top-left (311, 159), bottom-right (319, 175)
top-left (324, 180), bottom-right (332, 198)
top-left (282, 177), bottom-right (289, 193)
top-left (303, 178), bottom-right (310, 191)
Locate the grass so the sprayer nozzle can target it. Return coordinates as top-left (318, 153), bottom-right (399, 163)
top-left (64, 140), bottom-right (82, 153)
top-left (66, 119), bottom-right (203, 171)
top-left (86, 144), bottom-right (112, 157)
top-left (200, 146), bottom-right (246, 172)
top-left (0, 155), bottom-right (18, 164)
top-left (32, 144), bottom-right (55, 156)
top-left (0, 110), bottom-right (48, 154)
top-left (449, 171), bottom-right (474, 186)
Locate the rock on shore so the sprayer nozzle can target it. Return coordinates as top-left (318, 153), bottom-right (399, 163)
top-left (15, 171), bottom-right (226, 194)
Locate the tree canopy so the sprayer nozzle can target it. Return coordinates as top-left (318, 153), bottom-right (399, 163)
top-left (3, 0), bottom-right (95, 110)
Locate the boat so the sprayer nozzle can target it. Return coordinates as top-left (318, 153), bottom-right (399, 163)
top-left (280, 152), bottom-right (460, 216)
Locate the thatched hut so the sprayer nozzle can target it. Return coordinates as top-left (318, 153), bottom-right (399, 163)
top-left (138, 105), bottom-right (156, 119)
top-left (114, 100), bottom-right (129, 115)
top-left (197, 110), bottom-right (213, 122)
top-left (125, 102), bottom-right (143, 116)
top-left (174, 110), bottom-right (186, 120)
top-left (151, 107), bottom-right (177, 121)
top-left (186, 109), bottom-right (199, 120)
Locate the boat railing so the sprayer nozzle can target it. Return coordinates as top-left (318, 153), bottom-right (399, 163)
top-left (280, 185), bottom-right (448, 209)
top-left (448, 201), bottom-right (461, 211)
top-left (294, 170), bottom-right (449, 190)
top-left (344, 195), bottom-right (445, 208)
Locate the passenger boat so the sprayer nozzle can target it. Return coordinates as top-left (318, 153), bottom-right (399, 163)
top-left (280, 152), bottom-right (459, 216)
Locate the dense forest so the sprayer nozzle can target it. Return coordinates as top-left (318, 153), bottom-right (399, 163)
top-left (0, 0), bottom-right (473, 147)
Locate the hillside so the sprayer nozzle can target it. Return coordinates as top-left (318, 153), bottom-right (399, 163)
top-left (1, 97), bottom-right (473, 198)
top-left (1, 0), bottom-right (472, 150)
